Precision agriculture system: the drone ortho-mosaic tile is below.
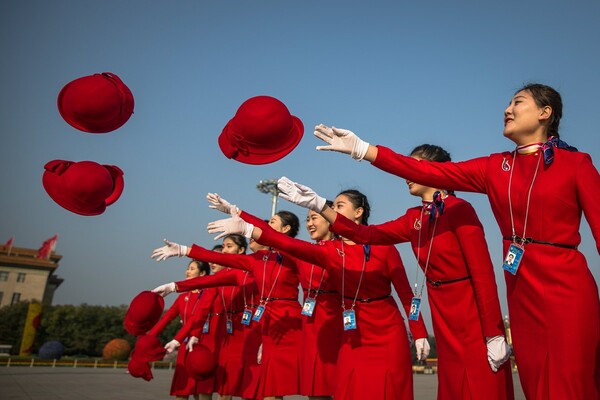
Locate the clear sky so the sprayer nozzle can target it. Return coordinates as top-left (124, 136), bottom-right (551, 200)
top-left (1, 1), bottom-right (599, 329)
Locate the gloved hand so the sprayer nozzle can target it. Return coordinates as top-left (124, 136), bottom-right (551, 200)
top-left (415, 337), bottom-right (431, 361)
top-left (206, 193), bottom-right (239, 215)
top-left (207, 210), bottom-right (254, 240)
top-left (186, 336), bottom-right (199, 352)
top-left (277, 176), bottom-right (326, 212)
top-left (152, 282), bottom-right (176, 297)
top-left (257, 343), bottom-right (263, 365)
top-left (486, 335), bottom-right (512, 372)
top-left (151, 239), bottom-right (188, 262)
top-left (314, 124), bottom-right (370, 160)
top-left (164, 339), bottom-right (180, 353)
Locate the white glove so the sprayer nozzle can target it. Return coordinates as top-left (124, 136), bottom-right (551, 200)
top-left (186, 336), bottom-right (199, 352)
top-left (314, 124), bottom-right (370, 160)
top-left (207, 209), bottom-right (254, 240)
top-left (164, 339), bottom-right (180, 353)
top-left (257, 343), bottom-right (263, 365)
top-left (152, 282), bottom-right (176, 297)
top-left (415, 338), bottom-right (430, 361)
top-left (206, 193), bottom-right (239, 215)
top-left (486, 335), bottom-right (512, 372)
top-left (151, 239), bottom-right (188, 262)
top-left (277, 176), bottom-right (326, 212)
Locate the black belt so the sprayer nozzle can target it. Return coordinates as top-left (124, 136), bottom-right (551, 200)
top-left (427, 275), bottom-right (471, 287)
top-left (303, 288), bottom-right (338, 294)
top-left (503, 236), bottom-right (577, 250)
top-left (261, 297), bottom-right (297, 302)
top-left (343, 294), bottom-right (391, 303)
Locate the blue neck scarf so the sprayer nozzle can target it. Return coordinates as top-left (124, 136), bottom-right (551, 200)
top-left (540, 136), bottom-right (578, 165)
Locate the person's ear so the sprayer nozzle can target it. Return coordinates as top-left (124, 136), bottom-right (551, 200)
top-left (281, 225), bottom-right (291, 235)
top-left (539, 105), bottom-right (552, 123)
top-left (354, 207), bottom-right (364, 222)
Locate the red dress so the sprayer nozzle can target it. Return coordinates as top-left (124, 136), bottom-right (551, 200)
top-left (148, 289), bottom-right (216, 396)
top-left (176, 268), bottom-right (262, 399)
top-left (252, 218), bottom-right (429, 400)
top-left (296, 253), bottom-right (342, 397)
top-left (331, 195), bottom-right (514, 399)
top-left (372, 145), bottom-right (600, 399)
top-left (188, 245), bottom-right (302, 398)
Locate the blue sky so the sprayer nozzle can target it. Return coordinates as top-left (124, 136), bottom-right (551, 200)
top-left (1, 1), bottom-right (599, 329)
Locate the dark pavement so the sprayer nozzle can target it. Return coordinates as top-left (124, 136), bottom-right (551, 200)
top-left (0, 366), bottom-right (526, 399)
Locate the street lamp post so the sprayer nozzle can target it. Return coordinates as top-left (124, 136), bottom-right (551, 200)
top-left (256, 179), bottom-right (279, 217)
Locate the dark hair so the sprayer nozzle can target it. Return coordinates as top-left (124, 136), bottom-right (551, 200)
top-left (410, 144), bottom-right (455, 196)
top-left (337, 189), bottom-right (370, 225)
top-left (223, 233), bottom-right (247, 254)
top-left (212, 244), bottom-right (223, 252)
top-left (516, 83), bottom-right (562, 138)
top-left (189, 259), bottom-right (210, 276)
top-left (276, 210), bottom-right (300, 238)
top-left (410, 144), bottom-right (451, 163)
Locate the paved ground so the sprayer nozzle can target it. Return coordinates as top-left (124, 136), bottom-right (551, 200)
top-left (0, 366), bottom-right (526, 399)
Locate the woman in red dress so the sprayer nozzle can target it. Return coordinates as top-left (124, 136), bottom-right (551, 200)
top-left (148, 259), bottom-right (216, 400)
top-left (275, 144), bottom-right (514, 400)
top-left (152, 211), bottom-right (303, 400)
top-left (206, 189), bottom-right (430, 400)
top-left (155, 235), bottom-right (263, 400)
top-left (313, 83), bottom-right (600, 400)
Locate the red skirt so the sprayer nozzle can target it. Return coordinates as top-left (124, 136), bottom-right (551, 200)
top-left (428, 279), bottom-right (514, 400)
top-left (257, 299), bottom-right (302, 397)
top-left (239, 311), bottom-right (263, 399)
top-left (214, 313), bottom-right (246, 396)
top-left (300, 293), bottom-right (342, 396)
top-left (335, 297), bottom-right (413, 400)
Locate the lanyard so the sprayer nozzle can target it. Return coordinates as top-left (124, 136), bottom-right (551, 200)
top-left (241, 271), bottom-right (254, 308)
top-left (220, 284), bottom-right (236, 321)
top-left (414, 204), bottom-right (439, 297)
top-left (182, 291), bottom-right (202, 324)
top-left (508, 150), bottom-right (541, 245)
top-left (258, 250), bottom-right (283, 307)
top-left (340, 240), bottom-right (368, 311)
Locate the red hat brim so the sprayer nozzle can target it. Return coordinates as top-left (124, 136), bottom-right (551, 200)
top-left (218, 115), bottom-right (303, 165)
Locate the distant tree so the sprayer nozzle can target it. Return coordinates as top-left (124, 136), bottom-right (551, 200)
top-left (0, 301), bottom-right (30, 354)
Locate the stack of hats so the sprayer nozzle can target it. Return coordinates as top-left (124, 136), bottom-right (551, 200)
top-left (124, 291), bottom-right (166, 381)
top-left (44, 72), bottom-right (134, 215)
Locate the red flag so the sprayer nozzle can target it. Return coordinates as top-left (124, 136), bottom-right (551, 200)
top-left (3, 236), bottom-right (14, 256)
top-left (37, 234), bottom-right (58, 259)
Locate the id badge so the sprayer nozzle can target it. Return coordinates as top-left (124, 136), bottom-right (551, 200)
top-left (408, 297), bottom-right (421, 321)
top-left (503, 243), bottom-right (524, 275)
top-left (342, 309), bottom-right (357, 330)
top-left (241, 309), bottom-right (252, 326)
top-left (301, 298), bottom-right (316, 317)
top-left (226, 319), bottom-right (233, 334)
top-left (202, 318), bottom-right (210, 333)
top-left (252, 305), bottom-right (265, 322)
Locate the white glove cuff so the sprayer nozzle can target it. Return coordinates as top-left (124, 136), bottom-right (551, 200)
top-left (351, 138), bottom-right (370, 161)
top-left (242, 223), bottom-right (255, 239)
top-left (178, 245), bottom-right (188, 257)
top-left (313, 195), bottom-right (327, 213)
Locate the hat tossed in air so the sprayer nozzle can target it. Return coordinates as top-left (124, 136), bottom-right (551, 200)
top-left (185, 344), bottom-right (217, 379)
top-left (127, 359), bottom-right (153, 381)
top-left (42, 160), bottom-right (124, 216)
top-left (57, 72), bottom-right (134, 133)
top-left (218, 95), bottom-right (304, 165)
top-left (131, 335), bottom-right (166, 362)
top-left (124, 291), bottom-right (165, 336)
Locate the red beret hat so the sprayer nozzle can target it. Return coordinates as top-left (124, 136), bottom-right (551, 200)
top-left (127, 358), bottom-right (153, 381)
top-left (124, 291), bottom-right (165, 336)
top-left (185, 344), bottom-right (217, 379)
top-left (218, 96), bottom-right (303, 165)
top-left (42, 160), bottom-right (124, 216)
top-left (57, 72), bottom-right (134, 133)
